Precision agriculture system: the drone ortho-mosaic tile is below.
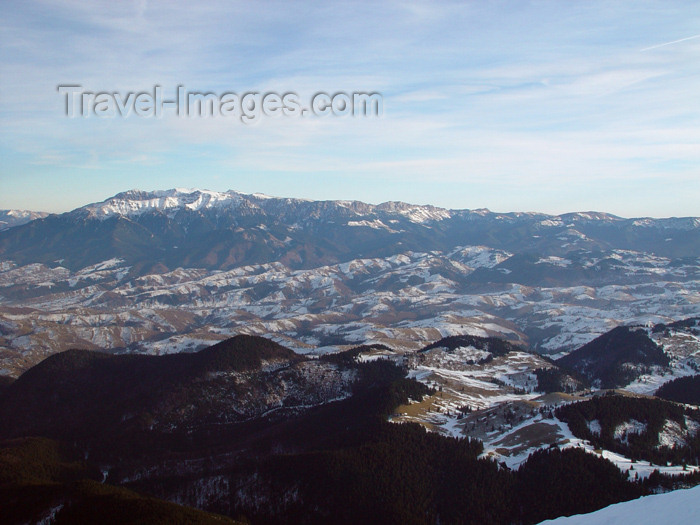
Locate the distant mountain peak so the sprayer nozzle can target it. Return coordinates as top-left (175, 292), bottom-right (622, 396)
top-left (0, 209), bottom-right (50, 231)
top-left (560, 211), bottom-right (623, 221)
top-left (81, 188), bottom-right (248, 219)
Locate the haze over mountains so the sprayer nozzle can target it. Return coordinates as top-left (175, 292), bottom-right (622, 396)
top-left (0, 188), bottom-right (698, 376)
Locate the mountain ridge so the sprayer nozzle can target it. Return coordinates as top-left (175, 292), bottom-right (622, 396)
top-left (69, 188), bottom-right (700, 226)
top-left (0, 334), bottom-right (314, 443)
top-left (1, 188), bottom-right (698, 274)
top-left (6, 187), bottom-right (700, 226)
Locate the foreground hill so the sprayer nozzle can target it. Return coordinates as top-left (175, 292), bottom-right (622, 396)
top-left (0, 437), bottom-right (239, 525)
top-left (2, 334), bottom-right (698, 524)
top-left (0, 335), bottom-right (357, 456)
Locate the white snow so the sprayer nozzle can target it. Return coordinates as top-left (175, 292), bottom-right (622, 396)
top-left (614, 419), bottom-right (647, 444)
top-left (82, 188), bottom-right (246, 219)
top-left (536, 256), bottom-right (572, 267)
top-left (657, 418), bottom-right (700, 449)
top-left (587, 419), bottom-right (601, 436)
top-left (346, 219), bottom-right (394, 231)
top-left (538, 485), bottom-right (700, 524)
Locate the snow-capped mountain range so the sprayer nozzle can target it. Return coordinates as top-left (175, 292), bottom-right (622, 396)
top-left (58, 188), bottom-right (700, 240)
top-left (0, 188), bottom-right (698, 376)
top-left (79, 188), bottom-right (465, 223)
top-left (79, 188), bottom-right (699, 226)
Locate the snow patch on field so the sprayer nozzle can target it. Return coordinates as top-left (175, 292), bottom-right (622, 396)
top-left (346, 219), bottom-right (395, 231)
top-left (587, 419), bottom-right (601, 436)
top-left (536, 256), bottom-right (572, 267)
top-left (657, 417), bottom-right (700, 449)
top-left (614, 419), bottom-right (647, 444)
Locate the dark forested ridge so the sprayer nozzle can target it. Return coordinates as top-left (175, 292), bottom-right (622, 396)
top-left (652, 317), bottom-right (700, 334)
top-left (0, 335), bottom-right (697, 524)
top-left (420, 334), bottom-right (522, 358)
top-left (515, 447), bottom-right (642, 524)
top-left (556, 326), bottom-right (669, 388)
top-left (0, 335), bottom-right (302, 446)
top-left (0, 375), bottom-right (13, 393)
top-left (534, 365), bottom-right (587, 393)
top-left (656, 375), bottom-right (700, 405)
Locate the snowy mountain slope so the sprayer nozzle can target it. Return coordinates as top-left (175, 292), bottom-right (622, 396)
top-left (550, 318), bottom-right (700, 395)
top-left (0, 209), bottom-right (49, 231)
top-left (391, 352), bottom-right (700, 480)
top-left (374, 323), bottom-right (700, 481)
top-left (538, 484), bottom-right (700, 524)
top-left (81, 188), bottom-right (247, 219)
top-left (624, 319), bottom-right (700, 394)
top-left (390, 336), bottom-right (553, 445)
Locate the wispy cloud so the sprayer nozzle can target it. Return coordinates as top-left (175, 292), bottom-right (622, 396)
top-left (641, 33), bottom-right (700, 51)
top-left (1, 0), bottom-right (699, 217)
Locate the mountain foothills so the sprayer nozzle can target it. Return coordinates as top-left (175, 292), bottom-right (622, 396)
top-left (0, 188), bottom-right (698, 376)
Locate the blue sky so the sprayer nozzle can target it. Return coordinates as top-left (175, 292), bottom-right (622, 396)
top-left (1, 0), bottom-right (699, 217)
